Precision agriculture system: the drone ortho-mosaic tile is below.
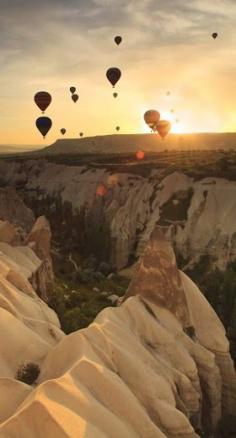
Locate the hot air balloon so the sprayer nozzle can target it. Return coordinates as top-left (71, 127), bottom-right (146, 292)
top-left (34, 92), bottom-right (52, 113)
top-left (156, 120), bottom-right (171, 139)
top-left (79, 132), bottom-right (84, 137)
top-left (96, 184), bottom-right (107, 197)
top-left (136, 150), bottom-right (145, 161)
top-left (113, 92), bottom-right (118, 98)
top-left (116, 126), bottom-right (120, 132)
top-left (61, 128), bottom-right (66, 135)
top-left (212, 33), bottom-right (218, 39)
top-left (106, 68), bottom-right (121, 87)
top-left (72, 94), bottom-right (79, 103)
top-left (36, 117), bottom-right (52, 138)
top-left (144, 110), bottom-right (160, 131)
top-left (114, 36), bottom-right (122, 46)
top-left (70, 86), bottom-right (76, 94)
top-left (170, 109), bottom-right (175, 113)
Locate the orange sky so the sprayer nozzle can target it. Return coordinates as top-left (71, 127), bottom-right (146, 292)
top-left (0, 0), bottom-right (235, 146)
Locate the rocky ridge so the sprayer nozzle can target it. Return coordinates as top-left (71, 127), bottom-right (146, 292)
top-left (0, 160), bottom-right (236, 271)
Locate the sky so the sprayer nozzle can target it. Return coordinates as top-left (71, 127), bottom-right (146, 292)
top-left (0, 0), bottom-right (235, 146)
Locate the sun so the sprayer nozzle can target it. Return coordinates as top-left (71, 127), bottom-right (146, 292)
top-left (171, 122), bottom-right (188, 134)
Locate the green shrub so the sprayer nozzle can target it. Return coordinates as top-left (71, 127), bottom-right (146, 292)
top-left (16, 362), bottom-right (40, 385)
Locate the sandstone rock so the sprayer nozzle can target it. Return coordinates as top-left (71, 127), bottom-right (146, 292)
top-left (0, 244), bottom-right (63, 383)
top-left (100, 291), bottom-right (108, 297)
top-left (0, 220), bottom-right (21, 245)
top-left (107, 294), bottom-right (119, 304)
top-left (123, 227), bottom-right (191, 328)
top-left (26, 216), bottom-right (54, 302)
top-left (0, 187), bottom-right (34, 232)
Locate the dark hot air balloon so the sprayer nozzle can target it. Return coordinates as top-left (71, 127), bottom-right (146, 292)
top-left (144, 110), bottom-right (160, 131)
top-left (61, 128), bottom-right (66, 135)
top-left (72, 94), bottom-right (79, 103)
top-left (106, 68), bottom-right (121, 87)
top-left (113, 92), bottom-right (118, 98)
top-left (34, 92), bottom-right (52, 113)
top-left (79, 132), bottom-right (84, 137)
top-left (36, 117), bottom-right (52, 138)
top-left (114, 36), bottom-right (122, 46)
top-left (156, 120), bottom-right (171, 139)
top-left (212, 33), bottom-right (218, 39)
top-left (70, 86), bottom-right (76, 94)
top-left (116, 126), bottom-right (120, 132)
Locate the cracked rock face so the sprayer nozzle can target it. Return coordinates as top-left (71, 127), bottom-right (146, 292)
top-left (0, 225), bottom-right (235, 437)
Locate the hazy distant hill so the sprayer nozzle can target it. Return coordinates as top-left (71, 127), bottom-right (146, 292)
top-left (41, 132), bottom-right (236, 155)
top-left (0, 145), bottom-right (39, 154)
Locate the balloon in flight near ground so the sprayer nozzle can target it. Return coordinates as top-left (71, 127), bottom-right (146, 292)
top-left (144, 110), bottom-right (160, 131)
top-left (72, 94), bottom-right (79, 103)
top-left (79, 132), bottom-right (84, 137)
top-left (156, 120), bottom-right (171, 139)
top-left (116, 126), bottom-right (120, 132)
top-left (96, 184), bottom-right (107, 197)
top-left (106, 68), bottom-right (121, 87)
top-left (60, 128), bottom-right (66, 135)
top-left (136, 150), bottom-right (145, 160)
top-left (166, 91), bottom-right (171, 96)
top-left (113, 92), bottom-right (118, 98)
top-left (114, 36), bottom-right (122, 46)
top-left (34, 91), bottom-right (52, 113)
top-left (36, 117), bottom-right (52, 138)
top-left (212, 33), bottom-right (218, 39)
top-left (70, 86), bottom-right (76, 94)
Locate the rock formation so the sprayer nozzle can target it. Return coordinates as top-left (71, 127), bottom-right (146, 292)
top-left (0, 223), bottom-right (235, 437)
top-left (26, 216), bottom-right (54, 302)
top-left (0, 160), bottom-right (236, 271)
top-left (0, 187), bottom-right (34, 234)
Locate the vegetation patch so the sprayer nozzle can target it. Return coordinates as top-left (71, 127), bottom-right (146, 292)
top-left (16, 362), bottom-right (40, 385)
top-left (186, 257), bottom-right (236, 364)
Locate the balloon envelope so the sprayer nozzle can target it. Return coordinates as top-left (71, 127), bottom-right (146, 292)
top-left (156, 120), bottom-right (171, 139)
top-left (144, 110), bottom-right (160, 130)
top-left (114, 36), bottom-right (122, 45)
top-left (212, 32), bottom-right (218, 39)
top-left (70, 86), bottom-right (76, 94)
top-left (72, 94), bottom-right (79, 103)
top-left (36, 117), bottom-right (52, 138)
top-left (106, 68), bottom-right (121, 87)
top-left (34, 91), bottom-right (52, 113)
top-left (96, 184), bottom-right (107, 197)
top-left (136, 150), bottom-right (145, 160)
top-left (79, 132), bottom-right (83, 137)
top-left (61, 128), bottom-right (66, 135)
top-left (116, 126), bottom-right (120, 131)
